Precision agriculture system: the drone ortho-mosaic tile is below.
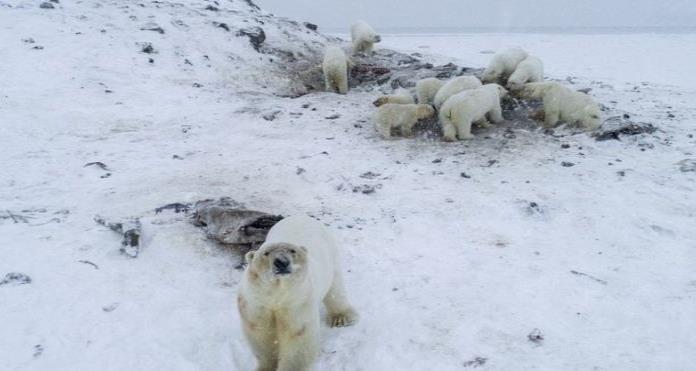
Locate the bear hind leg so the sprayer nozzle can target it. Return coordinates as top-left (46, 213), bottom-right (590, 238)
top-left (455, 119), bottom-right (475, 140)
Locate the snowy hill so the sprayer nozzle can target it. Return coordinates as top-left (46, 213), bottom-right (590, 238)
top-left (1, 1), bottom-right (696, 370)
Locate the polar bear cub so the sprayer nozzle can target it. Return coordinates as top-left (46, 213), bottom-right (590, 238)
top-left (432, 76), bottom-right (483, 110)
top-left (375, 103), bottom-right (435, 138)
top-left (373, 88), bottom-right (415, 107)
top-left (439, 84), bottom-right (508, 141)
top-left (351, 21), bottom-right (381, 54)
top-left (481, 47), bottom-right (529, 84)
top-left (507, 55), bottom-right (544, 91)
top-left (415, 77), bottom-right (444, 105)
top-left (322, 45), bottom-right (349, 94)
top-left (521, 82), bottom-right (602, 130)
top-left (238, 215), bottom-right (357, 371)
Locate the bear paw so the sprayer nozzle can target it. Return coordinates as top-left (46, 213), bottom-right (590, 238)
top-left (329, 308), bottom-right (358, 327)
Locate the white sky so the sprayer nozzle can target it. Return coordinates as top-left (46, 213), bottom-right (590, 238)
top-left (254, 0), bottom-right (696, 30)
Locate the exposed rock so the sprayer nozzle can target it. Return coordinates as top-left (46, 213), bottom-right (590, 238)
top-left (527, 328), bottom-right (544, 343)
top-left (594, 116), bottom-right (657, 141)
top-left (94, 216), bottom-right (141, 258)
top-left (155, 202), bottom-right (190, 214)
top-left (39, 2), bottom-right (54, 9)
top-left (191, 198), bottom-right (283, 248)
top-left (140, 23), bottom-right (165, 34)
top-left (0, 272), bottom-right (32, 286)
top-left (677, 159), bottom-right (696, 172)
top-left (213, 22), bottom-right (229, 32)
top-left (462, 357), bottom-right (487, 368)
top-left (243, 0), bottom-right (261, 10)
top-left (303, 22), bottom-right (318, 31)
top-left (236, 26), bottom-right (266, 51)
top-left (140, 43), bottom-right (155, 54)
top-left (84, 161), bottom-right (110, 171)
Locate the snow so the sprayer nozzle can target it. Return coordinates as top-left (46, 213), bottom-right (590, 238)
top-left (2, 1), bottom-right (696, 370)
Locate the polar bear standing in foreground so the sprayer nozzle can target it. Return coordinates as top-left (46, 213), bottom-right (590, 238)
top-left (322, 45), bottom-right (349, 94)
top-left (432, 76), bottom-right (483, 110)
top-left (375, 103), bottom-right (435, 138)
top-left (373, 88), bottom-right (415, 107)
top-left (415, 77), bottom-right (444, 105)
top-left (238, 215), bottom-right (358, 371)
top-left (521, 82), bottom-right (602, 130)
top-left (481, 47), bottom-right (528, 84)
top-left (351, 21), bottom-right (381, 54)
top-left (507, 55), bottom-right (544, 91)
top-left (439, 84), bottom-right (508, 141)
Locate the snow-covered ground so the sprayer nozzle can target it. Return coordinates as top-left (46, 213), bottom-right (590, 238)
top-left (1, 2), bottom-right (695, 370)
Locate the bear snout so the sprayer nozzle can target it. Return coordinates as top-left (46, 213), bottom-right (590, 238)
top-left (273, 256), bottom-right (291, 274)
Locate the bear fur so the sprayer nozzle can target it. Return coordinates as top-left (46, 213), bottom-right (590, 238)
top-left (481, 47), bottom-right (528, 84)
top-left (375, 103), bottom-right (435, 138)
top-left (507, 55), bottom-right (544, 91)
top-left (373, 88), bottom-right (415, 107)
top-left (439, 84), bottom-right (508, 141)
top-left (351, 21), bottom-right (381, 54)
top-left (432, 76), bottom-right (483, 110)
top-left (521, 82), bottom-right (602, 130)
top-left (415, 77), bottom-right (444, 105)
top-left (322, 45), bottom-right (349, 94)
top-left (238, 215), bottom-right (357, 371)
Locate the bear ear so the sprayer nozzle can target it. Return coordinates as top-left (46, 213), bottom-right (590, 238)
top-left (297, 245), bottom-right (308, 254)
top-left (245, 251), bottom-right (255, 265)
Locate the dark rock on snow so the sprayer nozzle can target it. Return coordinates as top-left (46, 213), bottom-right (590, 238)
top-left (0, 272), bottom-right (32, 286)
top-left (236, 27), bottom-right (266, 51)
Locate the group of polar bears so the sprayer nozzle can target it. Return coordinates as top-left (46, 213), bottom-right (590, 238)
top-left (374, 47), bottom-right (602, 140)
top-left (239, 23), bottom-right (605, 371)
top-left (322, 21), bottom-right (603, 140)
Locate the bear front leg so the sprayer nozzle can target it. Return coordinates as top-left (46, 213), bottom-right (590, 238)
top-left (399, 118), bottom-right (418, 137)
top-left (324, 76), bottom-right (333, 93)
top-left (337, 74), bottom-right (348, 95)
top-left (376, 120), bottom-right (392, 139)
top-left (441, 116), bottom-right (457, 142)
top-left (324, 269), bottom-right (358, 327)
top-left (244, 326), bottom-right (278, 371)
top-left (489, 105), bottom-right (504, 124)
top-left (277, 315), bottom-right (320, 371)
top-left (543, 108), bottom-right (560, 128)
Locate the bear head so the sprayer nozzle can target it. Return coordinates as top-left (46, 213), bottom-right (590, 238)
top-left (245, 243), bottom-right (309, 283)
top-left (481, 67), bottom-right (501, 84)
top-left (416, 104), bottom-right (436, 119)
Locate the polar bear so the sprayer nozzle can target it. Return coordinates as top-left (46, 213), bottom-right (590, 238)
top-left (322, 45), bottom-right (349, 94)
top-left (238, 215), bottom-right (357, 371)
top-left (432, 76), bottom-right (483, 110)
top-left (351, 21), bottom-right (381, 54)
top-left (521, 82), bottom-right (602, 130)
top-left (375, 103), bottom-right (435, 138)
top-left (507, 55), bottom-right (544, 91)
top-left (481, 47), bottom-right (528, 84)
top-left (439, 84), bottom-right (508, 141)
top-left (373, 88), bottom-right (415, 107)
top-left (415, 77), bottom-right (444, 105)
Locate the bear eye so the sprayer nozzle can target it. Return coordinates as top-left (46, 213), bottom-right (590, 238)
top-left (263, 252), bottom-right (269, 257)
top-left (290, 249), bottom-right (296, 254)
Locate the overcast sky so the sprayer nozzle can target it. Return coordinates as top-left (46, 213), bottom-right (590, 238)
top-left (254, 0), bottom-right (696, 30)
